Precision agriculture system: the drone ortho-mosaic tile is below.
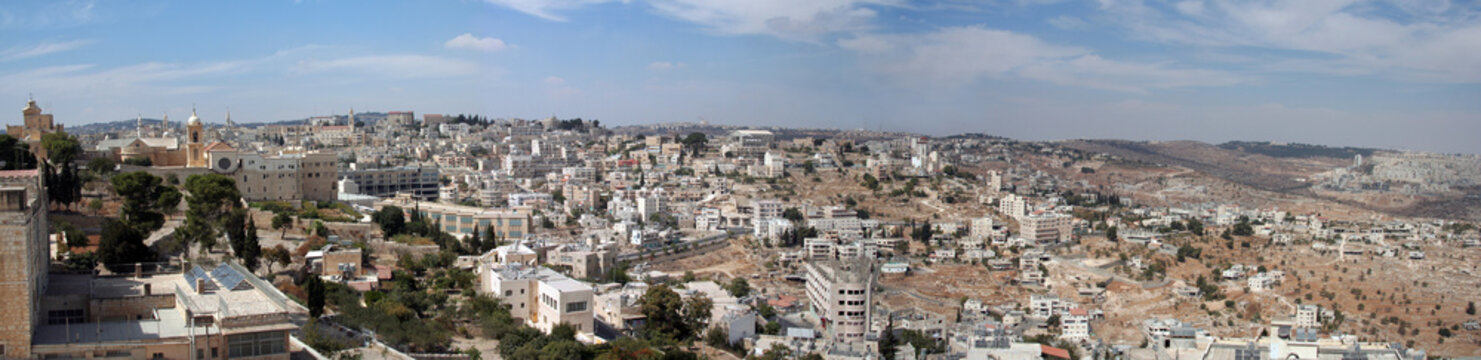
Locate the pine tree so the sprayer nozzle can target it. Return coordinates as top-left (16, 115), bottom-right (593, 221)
top-left (242, 216), bottom-right (261, 272)
top-left (491, 225), bottom-right (509, 250)
top-left (879, 319), bottom-right (898, 360)
top-left (305, 276), bottom-right (325, 318)
top-left (465, 225), bottom-right (482, 254)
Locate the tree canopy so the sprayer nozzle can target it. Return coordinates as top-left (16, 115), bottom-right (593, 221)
top-left (178, 174), bottom-right (242, 254)
top-left (0, 134), bottom-right (37, 170)
top-left (374, 205), bottom-right (408, 237)
top-left (40, 132), bottom-right (81, 164)
top-left (97, 219), bottom-right (153, 265)
top-left (112, 171), bottom-right (182, 233)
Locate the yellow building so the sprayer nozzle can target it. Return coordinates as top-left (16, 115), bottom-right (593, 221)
top-left (7, 98), bottom-right (65, 160)
top-left (96, 109), bottom-right (209, 167)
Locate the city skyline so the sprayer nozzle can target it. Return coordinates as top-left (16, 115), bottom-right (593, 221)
top-left (2, 0), bottom-right (1479, 153)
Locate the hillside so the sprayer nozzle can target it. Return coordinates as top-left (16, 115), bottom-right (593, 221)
top-left (1058, 139), bottom-right (1346, 192)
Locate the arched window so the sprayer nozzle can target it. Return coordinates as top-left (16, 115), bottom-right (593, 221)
top-left (192, 132), bottom-right (199, 143)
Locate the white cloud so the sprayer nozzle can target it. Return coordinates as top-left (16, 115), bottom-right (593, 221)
top-left (482, 0), bottom-right (898, 41)
top-left (444, 33), bottom-right (510, 52)
top-left (840, 26), bottom-right (1084, 85)
top-left (481, 0), bottom-right (621, 22)
top-left (647, 0), bottom-right (898, 41)
top-left (0, 39), bottom-right (94, 61)
top-left (1092, 0), bottom-right (1481, 82)
top-left (840, 25), bottom-right (1251, 92)
top-left (544, 76), bottom-right (566, 85)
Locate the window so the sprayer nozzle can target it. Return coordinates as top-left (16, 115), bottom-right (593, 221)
top-left (211, 347), bottom-right (218, 358)
top-left (48, 309), bottom-right (84, 325)
top-left (566, 301), bottom-right (588, 313)
top-left (505, 290), bottom-right (512, 296)
top-left (228, 331), bottom-right (285, 358)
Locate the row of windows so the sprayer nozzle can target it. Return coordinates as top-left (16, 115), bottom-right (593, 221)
top-left (418, 213), bottom-right (526, 229)
top-left (566, 301), bottom-right (588, 313)
top-left (228, 331), bottom-right (286, 358)
top-left (835, 311), bottom-right (865, 318)
top-left (836, 300), bottom-right (865, 306)
top-left (836, 289), bottom-right (865, 295)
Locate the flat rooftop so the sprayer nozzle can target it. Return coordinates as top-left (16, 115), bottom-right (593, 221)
top-left (32, 307), bottom-right (214, 345)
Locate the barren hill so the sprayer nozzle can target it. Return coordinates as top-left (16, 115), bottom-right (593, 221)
top-left (1058, 140), bottom-right (1346, 192)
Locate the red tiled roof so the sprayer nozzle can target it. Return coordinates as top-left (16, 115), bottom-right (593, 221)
top-left (376, 265), bottom-right (394, 280)
top-left (1041, 344), bottom-right (1071, 359)
top-left (203, 142), bottom-right (236, 152)
top-left (769, 294), bottom-right (799, 308)
top-left (1069, 307), bottom-right (1089, 316)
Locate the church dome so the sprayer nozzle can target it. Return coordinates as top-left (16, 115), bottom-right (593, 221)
top-left (188, 108), bottom-right (202, 126)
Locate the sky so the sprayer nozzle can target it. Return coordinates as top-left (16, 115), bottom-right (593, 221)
top-left (1, 0), bottom-right (1479, 153)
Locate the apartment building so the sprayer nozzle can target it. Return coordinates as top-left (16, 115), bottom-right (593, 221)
top-left (1060, 308), bottom-right (1091, 341)
top-left (805, 238), bottom-right (835, 261)
top-left (207, 149), bottom-right (339, 203)
top-left (377, 194), bottom-right (531, 239)
top-left (341, 165), bottom-right (440, 200)
top-left (804, 259), bottom-right (874, 342)
top-left (479, 262), bottom-right (595, 334)
top-left (478, 177), bottom-right (520, 207)
top-left (1019, 213), bottom-right (1073, 244)
top-left (997, 194), bottom-right (1028, 220)
top-left (754, 199), bottom-right (784, 221)
top-left (727, 129), bottom-right (774, 158)
top-left (971, 217), bottom-right (995, 239)
top-left (754, 217), bottom-right (793, 241)
top-left (1296, 305), bottom-right (1320, 329)
top-left (547, 244), bottom-right (618, 280)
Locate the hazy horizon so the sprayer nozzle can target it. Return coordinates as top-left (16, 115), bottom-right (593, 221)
top-left (3, 0), bottom-right (1479, 153)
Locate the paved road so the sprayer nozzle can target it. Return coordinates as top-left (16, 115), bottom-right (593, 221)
top-left (618, 229), bottom-right (741, 261)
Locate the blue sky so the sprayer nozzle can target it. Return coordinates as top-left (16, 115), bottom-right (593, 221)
top-left (2, 0), bottom-right (1479, 153)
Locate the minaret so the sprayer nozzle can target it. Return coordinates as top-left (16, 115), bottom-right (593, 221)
top-left (136, 114), bottom-right (143, 139)
top-left (225, 110), bottom-right (235, 127)
top-left (348, 107), bottom-right (355, 126)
